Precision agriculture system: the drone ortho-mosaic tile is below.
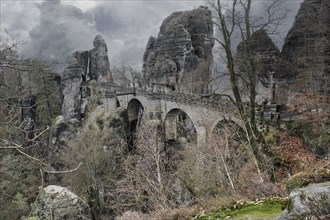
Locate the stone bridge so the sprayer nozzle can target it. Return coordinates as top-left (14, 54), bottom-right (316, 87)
top-left (100, 83), bottom-right (242, 147)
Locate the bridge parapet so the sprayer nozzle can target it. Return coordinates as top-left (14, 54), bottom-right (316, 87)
top-left (100, 82), bottom-right (235, 111)
top-left (101, 82), bottom-right (135, 98)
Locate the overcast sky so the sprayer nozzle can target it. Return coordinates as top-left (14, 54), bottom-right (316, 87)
top-left (0, 0), bottom-right (303, 71)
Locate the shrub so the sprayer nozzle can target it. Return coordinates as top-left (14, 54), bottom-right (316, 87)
top-left (263, 129), bottom-right (280, 146)
top-left (12, 192), bottom-right (30, 217)
top-left (285, 122), bottom-right (329, 157)
top-left (96, 112), bottom-right (105, 130)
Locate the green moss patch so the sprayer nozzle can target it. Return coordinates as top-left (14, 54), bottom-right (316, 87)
top-left (195, 198), bottom-right (287, 220)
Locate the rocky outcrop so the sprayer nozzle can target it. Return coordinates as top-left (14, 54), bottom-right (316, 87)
top-left (48, 104), bottom-right (129, 177)
top-left (61, 35), bottom-right (111, 122)
top-left (275, 0), bottom-right (330, 105)
top-left (280, 0), bottom-right (330, 78)
top-left (275, 182), bottom-right (330, 219)
top-left (48, 116), bottom-right (81, 175)
top-left (142, 6), bottom-right (214, 93)
top-left (50, 35), bottom-right (111, 176)
top-left (90, 35), bottom-right (111, 81)
top-left (32, 185), bottom-right (91, 220)
top-left (61, 56), bottom-right (84, 121)
top-left (20, 95), bottom-right (37, 139)
top-left (58, 106), bottom-right (129, 216)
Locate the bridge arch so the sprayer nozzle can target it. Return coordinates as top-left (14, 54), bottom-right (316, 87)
top-left (212, 119), bottom-right (246, 161)
top-left (164, 108), bottom-right (197, 145)
top-left (212, 119), bottom-right (245, 141)
top-left (127, 98), bottom-right (144, 131)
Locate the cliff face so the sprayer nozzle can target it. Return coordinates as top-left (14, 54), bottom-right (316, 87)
top-left (142, 6), bottom-right (214, 93)
top-left (61, 35), bottom-right (111, 121)
top-left (275, 0), bottom-right (330, 106)
top-left (50, 35), bottom-right (114, 175)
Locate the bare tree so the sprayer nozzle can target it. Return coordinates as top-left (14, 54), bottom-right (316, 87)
top-left (111, 124), bottom-right (194, 214)
top-left (111, 65), bottom-right (143, 88)
top-left (0, 31), bottom-right (81, 219)
top-left (206, 0), bottom-right (287, 178)
top-left (0, 31), bottom-right (71, 171)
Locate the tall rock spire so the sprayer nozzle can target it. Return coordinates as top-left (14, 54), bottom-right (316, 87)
top-left (142, 6), bottom-right (214, 93)
top-left (61, 35), bottom-right (112, 121)
top-left (90, 35), bottom-right (112, 82)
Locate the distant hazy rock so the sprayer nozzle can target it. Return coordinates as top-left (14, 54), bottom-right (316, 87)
top-left (142, 6), bottom-right (214, 93)
top-left (275, 0), bottom-right (330, 105)
top-left (32, 185), bottom-right (90, 220)
top-left (279, 0), bottom-right (330, 80)
top-left (236, 29), bottom-right (280, 102)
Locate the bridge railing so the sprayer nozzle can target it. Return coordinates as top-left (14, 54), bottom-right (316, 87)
top-left (101, 82), bottom-right (136, 98)
top-left (100, 82), bottom-right (235, 111)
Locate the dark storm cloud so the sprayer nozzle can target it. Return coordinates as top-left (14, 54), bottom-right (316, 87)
top-left (1, 0), bottom-right (303, 72)
top-left (24, 0), bottom-right (97, 63)
top-left (16, 0), bottom-right (202, 69)
top-left (0, 0), bottom-right (40, 39)
top-left (92, 6), bottom-right (123, 34)
top-left (90, 1), bottom-right (202, 68)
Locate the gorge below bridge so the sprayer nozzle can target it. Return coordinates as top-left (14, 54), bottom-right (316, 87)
top-left (101, 83), bottom-right (242, 147)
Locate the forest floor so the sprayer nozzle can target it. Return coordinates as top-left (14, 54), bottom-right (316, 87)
top-left (192, 131), bottom-right (330, 220)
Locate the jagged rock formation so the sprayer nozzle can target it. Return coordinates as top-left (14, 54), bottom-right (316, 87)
top-left (142, 6), bottom-right (214, 93)
top-left (20, 96), bottom-right (37, 139)
top-left (90, 35), bottom-right (112, 81)
top-left (236, 29), bottom-right (280, 102)
top-left (32, 185), bottom-right (91, 220)
top-left (48, 116), bottom-right (81, 175)
top-left (61, 35), bottom-right (111, 121)
top-left (275, 0), bottom-right (330, 106)
top-left (61, 56), bottom-right (84, 121)
top-left (50, 35), bottom-right (111, 176)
